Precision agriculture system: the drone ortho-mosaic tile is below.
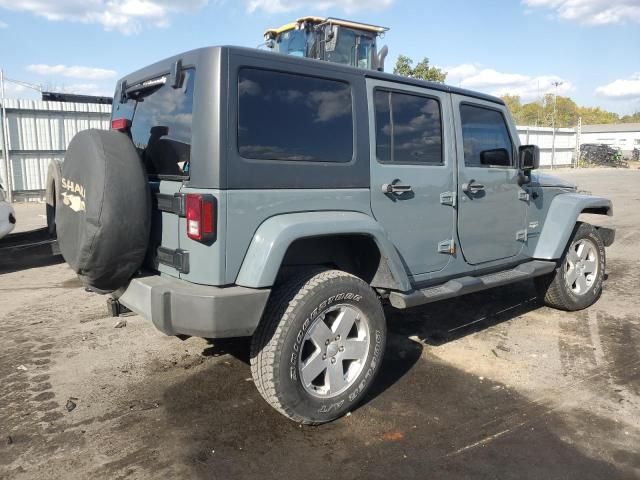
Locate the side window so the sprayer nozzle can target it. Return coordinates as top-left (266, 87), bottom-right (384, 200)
top-left (238, 68), bottom-right (353, 163)
top-left (460, 104), bottom-right (513, 167)
top-left (374, 89), bottom-right (443, 164)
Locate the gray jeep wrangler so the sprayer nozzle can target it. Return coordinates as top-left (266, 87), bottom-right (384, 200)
top-left (53, 46), bottom-right (614, 424)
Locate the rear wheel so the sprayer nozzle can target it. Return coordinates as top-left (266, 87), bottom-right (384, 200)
top-left (250, 269), bottom-right (386, 424)
top-left (535, 223), bottom-right (605, 311)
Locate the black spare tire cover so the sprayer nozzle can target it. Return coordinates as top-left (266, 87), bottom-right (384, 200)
top-left (57, 129), bottom-right (150, 293)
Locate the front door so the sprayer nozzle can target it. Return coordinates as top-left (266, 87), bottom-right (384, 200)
top-left (368, 80), bottom-right (456, 276)
top-left (452, 95), bottom-right (528, 265)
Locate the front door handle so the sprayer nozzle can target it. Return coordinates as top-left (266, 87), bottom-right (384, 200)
top-left (382, 182), bottom-right (413, 194)
top-left (462, 179), bottom-right (485, 194)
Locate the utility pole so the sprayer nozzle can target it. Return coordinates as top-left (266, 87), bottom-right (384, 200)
top-left (550, 80), bottom-right (563, 171)
top-left (0, 69), bottom-right (12, 202)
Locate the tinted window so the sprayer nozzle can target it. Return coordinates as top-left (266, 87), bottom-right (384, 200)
top-left (112, 69), bottom-right (195, 178)
top-left (460, 104), bottom-right (513, 167)
top-left (375, 90), bottom-right (443, 164)
top-left (238, 68), bottom-right (353, 163)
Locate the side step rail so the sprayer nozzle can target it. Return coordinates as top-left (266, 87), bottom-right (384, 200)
top-left (389, 260), bottom-right (557, 309)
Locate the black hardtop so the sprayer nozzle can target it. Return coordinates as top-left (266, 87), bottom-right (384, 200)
top-left (117, 45), bottom-right (505, 106)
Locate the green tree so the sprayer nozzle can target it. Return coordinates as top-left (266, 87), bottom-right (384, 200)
top-left (393, 54), bottom-right (447, 83)
top-left (577, 106), bottom-right (618, 125)
top-left (621, 111), bottom-right (640, 123)
top-left (502, 94), bottom-right (522, 119)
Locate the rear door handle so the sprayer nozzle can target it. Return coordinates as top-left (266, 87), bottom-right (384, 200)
top-left (462, 179), bottom-right (485, 193)
top-left (382, 182), bottom-right (413, 194)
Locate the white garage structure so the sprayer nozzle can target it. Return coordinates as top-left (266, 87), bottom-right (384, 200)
top-left (579, 123), bottom-right (640, 157)
top-left (517, 126), bottom-right (576, 168)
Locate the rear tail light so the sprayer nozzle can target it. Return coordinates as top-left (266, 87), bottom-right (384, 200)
top-left (185, 194), bottom-right (216, 243)
top-left (111, 118), bottom-right (131, 132)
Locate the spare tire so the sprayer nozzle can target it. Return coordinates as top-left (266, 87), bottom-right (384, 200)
top-left (57, 129), bottom-right (150, 293)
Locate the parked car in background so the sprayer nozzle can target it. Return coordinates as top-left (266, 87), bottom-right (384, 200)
top-left (0, 186), bottom-right (16, 239)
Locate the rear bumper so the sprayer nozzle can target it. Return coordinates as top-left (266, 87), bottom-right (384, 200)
top-left (118, 274), bottom-right (271, 338)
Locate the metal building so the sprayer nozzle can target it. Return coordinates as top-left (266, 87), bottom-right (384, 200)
top-left (579, 123), bottom-right (640, 157)
top-left (0, 99), bottom-right (110, 199)
top-left (517, 125), bottom-right (576, 168)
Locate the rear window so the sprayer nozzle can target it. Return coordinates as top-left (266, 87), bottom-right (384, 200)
top-left (237, 68), bottom-right (353, 163)
top-left (374, 89), bottom-right (443, 164)
top-left (112, 69), bottom-right (195, 178)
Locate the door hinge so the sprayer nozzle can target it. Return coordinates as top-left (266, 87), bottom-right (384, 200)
top-left (157, 247), bottom-right (190, 274)
top-left (518, 190), bottom-right (530, 202)
top-left (438, 239), bottom-right (456, 254)
top-left (516, 229), bottom-right (528, 242)
top-left (440, 191), bottom-right (457, 207)
top-left (155, 193), bottom-right (185, 217)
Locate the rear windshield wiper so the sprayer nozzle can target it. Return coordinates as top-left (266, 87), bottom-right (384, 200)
top-left (120, 75), bottom-right (167, 103)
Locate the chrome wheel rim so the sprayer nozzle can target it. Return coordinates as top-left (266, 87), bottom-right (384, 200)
top-left (564, 238), bottom-right (599, 295)
top-left (298, 304), bottom-right (370, 399)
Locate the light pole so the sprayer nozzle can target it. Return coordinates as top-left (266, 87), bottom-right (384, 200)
top-left (550, 80), bottom-right (563, 170)
top-left (0, 71), bottom-right (43, 202)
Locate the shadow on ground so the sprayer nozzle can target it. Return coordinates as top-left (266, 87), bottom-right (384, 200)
top-left (156, 338), bottom-right (624, 480)
top-left (0, 230), bottom-right (63, 275)
top-left (127, 280), bottom-right (632, 479)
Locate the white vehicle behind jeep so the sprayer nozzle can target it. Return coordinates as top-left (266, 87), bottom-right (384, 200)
top-left (0, 186), bottom-right (15, 239)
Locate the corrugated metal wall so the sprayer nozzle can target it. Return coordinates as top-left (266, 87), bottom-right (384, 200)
top-left (0, 99), bottom-right (110, 194)
top-left (517, 126), bottom-right (577, 167)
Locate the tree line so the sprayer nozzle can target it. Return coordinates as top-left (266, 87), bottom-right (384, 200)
top-left (393, 55), bottom-right (639, 127)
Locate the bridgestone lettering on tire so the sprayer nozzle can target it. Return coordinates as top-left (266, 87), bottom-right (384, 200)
top-left (250, 269), bottom-right (386, 424)
top-left (536, 222), bottom-right (606, 311)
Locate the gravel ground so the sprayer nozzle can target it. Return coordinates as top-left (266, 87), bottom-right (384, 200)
top-left (0, 168), bottom-right (638, 479)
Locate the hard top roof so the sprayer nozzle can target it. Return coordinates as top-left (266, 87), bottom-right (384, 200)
top-left (117, 45), bottom-right (505, 106)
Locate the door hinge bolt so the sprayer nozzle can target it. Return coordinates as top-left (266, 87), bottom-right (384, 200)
top-left (440, 191), bottom-right (457, 207)
top-left (438, 239), bottom-right (456, 254)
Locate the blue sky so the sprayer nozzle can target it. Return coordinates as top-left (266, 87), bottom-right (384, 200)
top-left (0, 0), bottom-right (638, 115)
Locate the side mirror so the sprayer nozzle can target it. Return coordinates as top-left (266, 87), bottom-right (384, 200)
top-left (519, 145), bottom-right (539, 171)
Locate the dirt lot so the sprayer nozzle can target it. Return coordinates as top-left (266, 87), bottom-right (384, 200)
top-left (1, 168), bottom-right (639, 480)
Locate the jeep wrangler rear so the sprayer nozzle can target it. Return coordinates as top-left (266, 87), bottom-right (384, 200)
top-left (54, 46), bottom-right (614, 424)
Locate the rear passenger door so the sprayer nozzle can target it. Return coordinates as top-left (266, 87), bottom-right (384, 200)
top-left (452, 96), bottom-right (527, 265)
top-left (368, 80), bottom-right (456, 276)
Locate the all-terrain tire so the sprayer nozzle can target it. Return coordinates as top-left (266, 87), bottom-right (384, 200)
top-left (535, 222), bottom-right (606, 311)
top-left (250, 269), bottom-right (386, 424)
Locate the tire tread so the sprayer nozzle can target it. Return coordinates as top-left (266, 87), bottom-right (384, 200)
top-left (250, 269), bottom-right (362, 424)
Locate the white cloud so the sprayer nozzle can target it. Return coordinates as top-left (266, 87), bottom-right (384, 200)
top-left (523, 0), bottom-right (640, 25)
top-left (2, 82), bottom-right (28, 96)
top-left (27, 64), bottom-right (117, 80)
top-left (444, 63), bottom-right (572, 101)
top-left (246, 0), bottom-right (394, 13)
top-left (0, 0), bottom-right (208, 34)
top-left (595, 73), bottom-right (640, 100)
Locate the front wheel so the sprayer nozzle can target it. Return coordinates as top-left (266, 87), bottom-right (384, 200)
top-left (535, 222), bottom-right (606, 311)
top-left (250, 269), bottom-right (386, 424)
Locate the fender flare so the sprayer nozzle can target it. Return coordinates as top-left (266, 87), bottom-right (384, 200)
top-left (533, 193), bottom-right (613, 260)
top-left (235, 211), bottom-right (411, 291)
